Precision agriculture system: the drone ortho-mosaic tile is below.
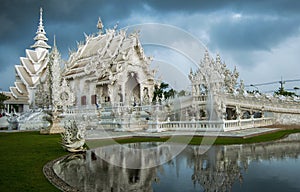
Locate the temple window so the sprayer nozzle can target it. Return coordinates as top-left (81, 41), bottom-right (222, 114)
top-left (81, 96), bottom-right (87, 105)
top-left (91, 95), bottom-right (97, 105)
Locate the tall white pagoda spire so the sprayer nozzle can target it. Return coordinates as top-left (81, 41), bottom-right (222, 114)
top-left (31, 7), bottom-right (51, 50)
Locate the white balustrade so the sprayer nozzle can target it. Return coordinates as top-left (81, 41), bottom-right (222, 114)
top-left (192, 93), bottom-right (300, 114)
top-left (147, 117), bottom-right (274, 132)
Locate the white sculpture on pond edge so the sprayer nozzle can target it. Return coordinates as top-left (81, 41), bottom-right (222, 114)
top-left (61, 119), bottom-right (86, 152)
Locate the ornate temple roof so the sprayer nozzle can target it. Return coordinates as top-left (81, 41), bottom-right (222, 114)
top-left (9, 8), bottom-right (51, 104)
top-left (64, 24), bottom-right (153, 80)
top-left (189, 51), bottom-right (239, 94)
top-left (4, 91), bottom-right (28, 105)
top-left (14, 82), bottom-right (28, 95)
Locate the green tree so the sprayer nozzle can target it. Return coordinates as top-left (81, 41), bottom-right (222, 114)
top-left (177, 90), bottom-right (186, 97)
top-left (274, 87), bottom-right (296, 97)
top-left (152, 82), bottom-right (176, 102)
top-left (0, 92), bottom-right (10, 110)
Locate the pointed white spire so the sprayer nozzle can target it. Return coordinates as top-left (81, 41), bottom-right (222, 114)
top-left (49, 35), bottom-right (63, 112)
top-left (216, 53), bottom-right (221, 64)
top-left (51, 35), bottom-right (59, 55)
top-left (97, 17), bottom-right (103, 34)
top-left (203, 49), bottom-right (210, 65)
top-left (31, 7), bottom-right (51, 50)
top-left (53, 35), bottom-right (56, 48)
top-left (39, 7), bottom-right (44, 31)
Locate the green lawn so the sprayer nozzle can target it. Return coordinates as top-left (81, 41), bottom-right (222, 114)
top-left (88, 129), bottom-right (300, 147)
top-left (0, 131), bottom-right (68, 192)
top-left (196, 128), bottom-right (300, 145)
top-left (1, 129), bottom-right (300, 191)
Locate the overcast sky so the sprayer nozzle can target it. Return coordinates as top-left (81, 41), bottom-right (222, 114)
top-left (0, 0), bottom-right (300, 93)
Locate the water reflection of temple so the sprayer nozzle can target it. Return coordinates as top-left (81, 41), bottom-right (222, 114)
top-left (53, 136), bottom-right (300, 192)
top-left (54, 142), bottom-right (180, 192)
top-left (54, 152), bottom-right (158, 192)
top-left (187, 136), bottom-right (300, 191)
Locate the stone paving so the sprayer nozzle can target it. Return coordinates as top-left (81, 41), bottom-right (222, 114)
top-left (86, 127), bottom-right (280, 140)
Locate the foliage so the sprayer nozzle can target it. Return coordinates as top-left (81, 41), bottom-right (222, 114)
top-left (247, 90), bottom-right (260, 94)
top-left (274, 87), bottom-right (296, 97)
top-left (0, 92), bottom-right (10, 109)
top-left (177, 90), bottom-right (186, 97)
top-left (152, 82), bottom-right (176, 102)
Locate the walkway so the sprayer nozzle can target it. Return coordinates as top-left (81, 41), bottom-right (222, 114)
top-left (86, 127), bottom-right (280, 140)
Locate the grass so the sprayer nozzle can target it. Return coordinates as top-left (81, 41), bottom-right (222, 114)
top-left (207, 129), bottom-right (300, 145)
top-left (0, 131), bottom-right (68, 192)
top-left (1, 128), bottom-right (300, 191)
top-left (87, 128), bottom-right (300, 147)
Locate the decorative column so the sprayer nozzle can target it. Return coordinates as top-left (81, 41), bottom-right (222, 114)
top-left (261, 106), bottom-right (265, 118)
top-left (250, 109), bottom-right (255, 128)
top-left (147, 100), bottom-right (162, 132)
top-left (140, 84), bottom-right (144, 105)
top-left (191, 84), bottom-right (196, 96)
top-left (196, 84), bottom-right (199, 95)
top-left (108, 84), bottom-right (114, 105)
top-left (7, 104), bottom-right (11, 113)
top-left (121, 82), bottom-right (126, 105)
top-left (28, 87), bottom-right (37, 109)
top-left (148, 86), bottom-right (154, 104)
top-left (236, 105), bottom-right (241, 128)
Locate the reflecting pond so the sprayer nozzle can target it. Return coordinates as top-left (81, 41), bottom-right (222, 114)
top-left (53, 134), bottom-right (300, 192)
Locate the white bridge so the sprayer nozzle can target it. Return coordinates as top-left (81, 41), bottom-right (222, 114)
top-left (65, 90), bottom-right (300, 133)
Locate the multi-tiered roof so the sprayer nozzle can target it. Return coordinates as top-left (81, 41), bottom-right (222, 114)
top-left (10, 8), bottom-right (51, 105)
top-left (64, 18), bottom-right (154, 84)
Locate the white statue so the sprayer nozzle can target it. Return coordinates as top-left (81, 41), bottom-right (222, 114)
top-left (61, 119), bottom-right (86, 152)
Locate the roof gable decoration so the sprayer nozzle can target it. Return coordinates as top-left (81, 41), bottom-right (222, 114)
top-left (189, 51), bottom-right (240, 95)
top-left (15, 66), bottom-right (33, 87)
top-left (20, 53), bottom-right (49, 78)
top-left (14, 82), bottom-right (28, 95)
top-left (26, 49), bottom-right (48, 64)
top-left (66, 21), bottom-right (147, 67)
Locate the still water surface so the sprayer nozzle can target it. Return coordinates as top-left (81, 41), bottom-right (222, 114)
top-left (54, 134), bottom-right (300, 192)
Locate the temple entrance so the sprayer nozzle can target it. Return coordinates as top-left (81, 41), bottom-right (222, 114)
top-left (96, 84), bottom-right (110, 104)
top-left (125, 72), bottom-right (140, 105)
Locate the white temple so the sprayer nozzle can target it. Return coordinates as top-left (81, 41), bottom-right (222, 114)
top-left (64, 18), bottom-right (155, 107)
top-left (2, 8), bottom-right (300, 132)
top-left (6, 9), bottom-right (156, 112)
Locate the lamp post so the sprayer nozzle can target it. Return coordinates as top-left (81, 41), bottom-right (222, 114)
top-left (294, 87), bottom-right (299, 96)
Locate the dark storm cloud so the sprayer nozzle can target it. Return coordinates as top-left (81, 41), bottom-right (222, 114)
top-left (1, 0), bottom-right (300, 90)
top-left (208, 16), bottom-right (300, 51)
top-left (1, 0), bottom-right (299, 53)
top-left (142, 0), bottom-right (300, 51)
top-left (145, 0), bottom-right (300, 15)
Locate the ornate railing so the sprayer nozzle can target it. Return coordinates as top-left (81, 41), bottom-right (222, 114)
top-left (192, 94), bottom-right (300, 114)
top-left (147, 117), bottom-right (274, 132)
